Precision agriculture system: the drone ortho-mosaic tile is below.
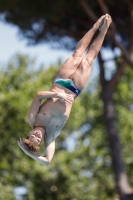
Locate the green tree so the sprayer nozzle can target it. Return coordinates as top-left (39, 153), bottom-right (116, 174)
top-left (0, 54), bottom-right (133, 200)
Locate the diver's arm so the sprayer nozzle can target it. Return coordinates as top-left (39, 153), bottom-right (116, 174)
top-left (18, 139), bottom-right (55, 166)
top-left (37, 91), bottom-right (74, 103)
top-left (44, 141), bottom-right (55, 163)
top-left (36, 91), bottom-right (58, 100)
top-left (27, 91), bottom-right (58, 127)
top-left (25, 152), bottom-right (50, 166)
top-left (31, 141), bottom-right (56, 165)
top-left (29, 141), bottom-right (56, 165)
top-left (27, 96), bottom-right (41, 127)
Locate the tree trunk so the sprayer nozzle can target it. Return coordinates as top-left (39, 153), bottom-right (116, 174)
top-left (101, 84), bottom-right (133, 200)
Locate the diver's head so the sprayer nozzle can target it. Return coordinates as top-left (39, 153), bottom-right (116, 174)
top-left (23, 126), bottom-right (45, 152)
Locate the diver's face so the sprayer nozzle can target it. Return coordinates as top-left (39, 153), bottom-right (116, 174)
top-left (28, 127), bottom-right (44, 145)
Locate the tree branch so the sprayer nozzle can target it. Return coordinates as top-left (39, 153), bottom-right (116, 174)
top-left (104, 55), bottom-right (122, 63)
top-left (109, 61), bottom-right (126, 93)
top-left (98, 52), bottom-right (106, 86)
top-left (127, 0), bottom-right (133, 54)
top-left (79, 0), bottom-right (97, 22)
top-left (110, 35), bottom-right (133, 67)
top-left (71, 17), bottom-right (91, 29)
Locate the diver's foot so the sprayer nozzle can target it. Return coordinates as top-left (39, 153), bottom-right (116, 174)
top-left (99, 14), bottom-right (112, 32)
top-left (93, 15), bottom-right (105, 32)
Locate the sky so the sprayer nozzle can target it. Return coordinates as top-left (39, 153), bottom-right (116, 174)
top-left (0, 20), bottom-right (119, 81)
top-left (0, 21), bottom-right (73, 67)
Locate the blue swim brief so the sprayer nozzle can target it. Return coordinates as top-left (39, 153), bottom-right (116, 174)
top-left (53, 77), bottom-right (81, 96)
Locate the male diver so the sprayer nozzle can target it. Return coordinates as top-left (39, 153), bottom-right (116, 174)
top-left (18, 14), bottom-right (112, 165)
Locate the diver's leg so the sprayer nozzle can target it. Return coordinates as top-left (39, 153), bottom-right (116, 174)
top-left (72, 14), bottom-right (112, 90)
top-left (55, 15), bottom-right (105, 79)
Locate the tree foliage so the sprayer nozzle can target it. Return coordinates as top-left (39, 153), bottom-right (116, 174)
top-left (0, 0), bottom-right (131, 49)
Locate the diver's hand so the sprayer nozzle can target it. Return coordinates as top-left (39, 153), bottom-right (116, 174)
top-left (57, 92), bottom-right (74, 104)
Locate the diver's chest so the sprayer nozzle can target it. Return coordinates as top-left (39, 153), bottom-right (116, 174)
top-left (45, 115), bottom-right (68, 139)
top-left (36, 112), bottom-right (67, 126)
top-left (36, 112), bottom-right (51, 125)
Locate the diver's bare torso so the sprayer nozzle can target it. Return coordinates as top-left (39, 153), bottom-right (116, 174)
top-left (34, 83), bottom-right (76, 145)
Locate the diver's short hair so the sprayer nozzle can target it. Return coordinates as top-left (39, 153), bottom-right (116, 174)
top-left (22, 136), bottom-right (40, 152)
